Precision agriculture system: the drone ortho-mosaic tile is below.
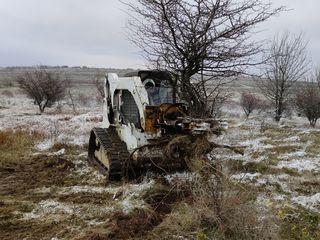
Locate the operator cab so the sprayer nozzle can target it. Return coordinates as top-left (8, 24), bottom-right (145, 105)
top-left (125, 70), bottom-right (175, 106)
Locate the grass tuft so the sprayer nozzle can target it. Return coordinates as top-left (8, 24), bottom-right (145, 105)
top-left (0, 129), bottom-right (44, 163)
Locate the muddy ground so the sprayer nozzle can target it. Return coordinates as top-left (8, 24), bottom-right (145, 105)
top-left (0, 149), bottom-right (110, 239)
top-left (0, 143), bottom-right (186, 240)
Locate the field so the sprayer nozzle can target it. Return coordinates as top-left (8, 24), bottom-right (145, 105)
top-left (0, 68), bottom-right (320, 239)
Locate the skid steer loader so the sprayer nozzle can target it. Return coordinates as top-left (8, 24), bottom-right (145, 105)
top-left (88, 70), bottom-right (224, 180)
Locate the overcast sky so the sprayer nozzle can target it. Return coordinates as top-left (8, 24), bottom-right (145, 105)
top-left (0, 0), bottom-right (319, 69)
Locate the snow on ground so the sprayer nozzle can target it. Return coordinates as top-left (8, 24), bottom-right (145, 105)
top-left (292, 193), bottom-right (320, 211)
top-left (277, 159), bottom-right (320, 173)
top-left (2, 92), bottom-right (320, 219)
top-left (240, 138), bottom-right (273, 151)
top-left (29, 178), bottom-right (156, 220)
top-left (279, 150), bottom-right (306, 160)
top-left (22, 199), bottom-right (75, 221)
top-left (214, 110), bottom-right (320, 215)
top-left (230, 172), bottom-right (261, 181)
top-left (0, 93), bottom-right (102, 147)
top-left (58, 185), bottom-right (119, 195)
top-left (36, 139), bottom-right (55, 151)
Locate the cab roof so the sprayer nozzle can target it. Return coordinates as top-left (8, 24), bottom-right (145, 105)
top-left (124, 70), bottom-right (173, 84)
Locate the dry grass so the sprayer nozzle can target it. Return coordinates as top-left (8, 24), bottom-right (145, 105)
top-left (227, 159), bottom-right (281, 175)
top-left (147, 167), bottom-right (279, 240)
top-left (277, 206), bottom-right (320, 240)
top-left (0, 129), bottom-right (45, 163)
top-left (298, 132), bottom-right (320, 157)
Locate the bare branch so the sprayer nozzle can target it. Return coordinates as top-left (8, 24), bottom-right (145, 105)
top-left (258, 32), bottom-right (310, 122)
top-left (123, 0), bottom-right (284, 116)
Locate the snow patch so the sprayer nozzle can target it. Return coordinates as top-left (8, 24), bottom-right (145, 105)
top-left (292, 193), bottom-right (320, 211)
top-left (278, 159), bottom-right (320, 172)
top-left (231, 173), bottom-right (261, 181)
top-left (58, 185), bottom-right (119, 195)
top-left (23, 200), bottom-right (74, 220)
top-left (241, 138), bottom-right (273, 151)
top-left (283, 136), bottom-right (300, 142)
top-left (53, 148), bottom-right (65, 156)
top-left (165, 172), bottom-right (194, 183)
top-left (33, 187), bottom-right (52, 194)
top-left (36, 139), bottom-right (54, 151)
top-left (120, 198), bottom-right (146, 214)
top-left (279, 151), bottom-right (306, 160)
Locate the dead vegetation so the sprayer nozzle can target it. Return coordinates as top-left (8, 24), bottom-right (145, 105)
top-left (0, 129), bottom-right (45, 163)
top-left (0, 126), bottom-right (301, 240)
top-left (1, 91), bottom-right (320, 240)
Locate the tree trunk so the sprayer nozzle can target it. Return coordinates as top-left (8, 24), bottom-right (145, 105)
top-left (178, 72), bottom-right (210, 117)
top-left (274, 99), bottom-right (283, 122)
top-left (309, 118), bottom-right (317, 127)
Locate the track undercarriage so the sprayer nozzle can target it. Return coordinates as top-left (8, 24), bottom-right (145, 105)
top-left (88, 127), bottom-right (130, 180)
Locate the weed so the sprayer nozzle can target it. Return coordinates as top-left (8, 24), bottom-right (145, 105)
top-left (227, 159), bottom-right (245, 173)
top-left (104, 208), bottom-right (161, 239)
top-left (278, 207), bottom-right (320, 240)
top-left (272, 145), bottom-right (301, 155)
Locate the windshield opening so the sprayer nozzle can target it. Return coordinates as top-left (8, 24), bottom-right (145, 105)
top-left (145, 79), bottom-right (174, 105)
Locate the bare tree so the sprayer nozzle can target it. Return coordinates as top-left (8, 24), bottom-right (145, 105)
top-left (240, 92), bottom-right (261, 118)
top-left (17, 68), bottom-right (67, 113)
top-left (67, 90), bottom-right (77, 114)
top-left (316, 68), bottom-right (320, 88)
top-left (295, 80), bottom-right (320, 127)
top-left (123, 0), bottom-right (284, 116)
top-left (259, 33), bottom-right (309, 122)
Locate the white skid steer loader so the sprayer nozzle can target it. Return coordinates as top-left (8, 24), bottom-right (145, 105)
top-left (88, 70), bottom-right (224, 180)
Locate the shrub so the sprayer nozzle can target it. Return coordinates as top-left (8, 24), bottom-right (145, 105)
top-left (17, 68), bottom-right (67, 113)
top-left (295, 81), bottom-right (320, 127)
top-left (240, 92), bottom-right (261, 118)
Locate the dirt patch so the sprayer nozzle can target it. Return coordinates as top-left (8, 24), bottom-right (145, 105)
top-left (0, 150), bottom-right (117, 240)
top-left (82, 182), bottom-right (192, 240)
top-left (106, 208), bottom-right (161, 239)
top-left (142, 183), bottom-right (191, 215)
top-left (0, 154), bottom-right (74, 197)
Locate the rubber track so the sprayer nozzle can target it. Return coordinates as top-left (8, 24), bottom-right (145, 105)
top-left (88, 127), bottom-right (130, 180)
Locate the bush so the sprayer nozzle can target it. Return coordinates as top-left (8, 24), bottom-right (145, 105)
top-left (295, 82), bottom-right (320, 127)
top-left (240, 92), bottom-right (261, 118)
top-left (17, 68), bottom-right (67, 113)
